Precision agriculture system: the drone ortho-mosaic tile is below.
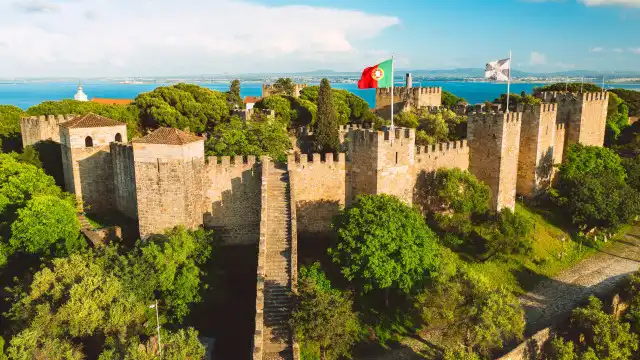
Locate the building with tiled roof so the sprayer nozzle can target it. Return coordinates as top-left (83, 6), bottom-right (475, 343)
top-left (133, 127), bottom-right (203, 145)
top-left (60, 113), bottom-right (125, 129)
top-left (91, 98), bottom-right (134, 106)
top-left (244, 96), bottom-right (261, 110)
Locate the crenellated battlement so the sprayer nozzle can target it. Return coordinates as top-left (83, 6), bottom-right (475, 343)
top-left (349, 127), bottom-right (415, 145)
top-left (521, 103), bottom-right (558, 116)
top-left (416, 139), bottom-right (467, 155)
top-left (207, 155), bottom-right (258, 167)
top-left (288, 153), bottom-right (346, 166)
top-left (582, 92), bottom-right (609, 102)
top-left (20, 114), bottom-right (76, 146)
top-left (469, 111), bottom-right (523, 123)
top-left (20, 114), bottom-right (75, 126)
top-left (375, 86), bottom-right (441, 96)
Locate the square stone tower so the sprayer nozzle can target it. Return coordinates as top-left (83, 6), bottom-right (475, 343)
top-left (468, 112), bottom-right (522, 211)
top-left (348, 127), bottom-right (416, 204)
top-left (517, 103), bottom-right (557, 196)
top-left (59, 113), bottom-right (127, 213)
top-left (132, 127), bottom-right (205, 238)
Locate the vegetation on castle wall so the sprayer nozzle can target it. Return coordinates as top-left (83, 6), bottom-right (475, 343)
top-left (394, 108), bottom-right (467, 145)
top-left (314, 79), bottom-right (341, 153)
top-left (205, 115), bottom-right (291, 161)
top-left (610, 88), bottom-right (640, 117)
top-left (299, 84), bottom-right (376, 125)
top-left (493, 92), bottom-right (541, 110)
top-left (270, 78), bottom-right (297, 97)
top-left (441, 90), bottom-right (466, 108)
top-left (533, 82), bottom-right (603, 94)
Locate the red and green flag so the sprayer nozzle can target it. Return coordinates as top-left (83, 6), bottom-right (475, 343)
top-left (358, 58), bottom-right (393, 89)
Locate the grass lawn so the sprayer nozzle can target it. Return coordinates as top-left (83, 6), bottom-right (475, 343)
top-left (467, 202), bottom-right (629, 294)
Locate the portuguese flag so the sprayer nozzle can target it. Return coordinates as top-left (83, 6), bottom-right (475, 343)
top-left (358, 58), bottom-right (393, 89)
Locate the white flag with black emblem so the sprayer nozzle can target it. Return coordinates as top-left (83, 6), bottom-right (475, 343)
top-left (485, 58), bottom-right (511, 81)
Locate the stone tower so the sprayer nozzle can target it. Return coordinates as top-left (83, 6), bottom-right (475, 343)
top-left (468, 112), bottom-right (522, 211)
top-left (132, 127), bottom-right (205, 238)
top-left (405, 73), bottom-right (412, 88)
top-left (517, 103), bottom-right (557, 196)
top-left (348, 127), bottom-right (416, 204)
top-left (59, 113), bottom-right (127, 213)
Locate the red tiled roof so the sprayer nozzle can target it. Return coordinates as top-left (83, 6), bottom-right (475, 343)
top-left (91, 98), bottom-right (134, 105)
top-left (59, 113), bottom-right (125, 129)
top-left (243, 96), bottom-right (261, 104)
top-left (133, 127), bottom-right (203, 145)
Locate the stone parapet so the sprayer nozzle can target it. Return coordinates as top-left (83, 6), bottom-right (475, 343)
top-left (252, 156), bottom-right (269, 360)
top-left (20, 114), bottom-right (75, 146)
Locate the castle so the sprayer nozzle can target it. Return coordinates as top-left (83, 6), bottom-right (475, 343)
top-left (19, 87), bottom-right (608, 360)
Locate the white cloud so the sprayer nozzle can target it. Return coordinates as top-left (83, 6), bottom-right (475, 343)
top-left (0, 0), bottom-right (400, 77)
top-left (590, 47), bottom-right (604, 52)
top-left (529, 51), bottom-right (548, 65)
top-left (629, 48), bottom-right (640, 54)
top-left (613, 48), bottom-right (624, 53)
top-left (579, 0), bottom-right (640, 7)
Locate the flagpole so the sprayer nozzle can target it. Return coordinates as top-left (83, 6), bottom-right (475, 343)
top-left (391, 54), bottom-right (395, 129)
top-left (506, 50), bottom-right (511, 114)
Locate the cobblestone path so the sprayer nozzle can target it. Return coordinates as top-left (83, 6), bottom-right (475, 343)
top-left (521, 226), bottom-right (640, 335)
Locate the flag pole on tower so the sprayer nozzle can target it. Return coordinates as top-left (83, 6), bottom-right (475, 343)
top-left (391, 54), bottom-right (395, 129)
top-left (506, 50), bottom-right (512, 114)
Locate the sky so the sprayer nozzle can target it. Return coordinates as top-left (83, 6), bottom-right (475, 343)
top-left (1, 0), bottom-right (640, 77)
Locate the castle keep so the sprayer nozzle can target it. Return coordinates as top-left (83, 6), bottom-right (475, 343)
top-left (19, 88), bottom-right (608, 360)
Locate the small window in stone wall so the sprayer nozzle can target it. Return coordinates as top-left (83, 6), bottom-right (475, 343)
top-left (395, 152), bottom-right (398, 164)
top-left (115, 133), bottom-right (122, 142)
top-left (85, 136), bottom-right (93, 147)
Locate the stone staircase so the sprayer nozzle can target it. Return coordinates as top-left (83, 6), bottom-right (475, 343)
top-left (262, 164), bottom-right (294, 359)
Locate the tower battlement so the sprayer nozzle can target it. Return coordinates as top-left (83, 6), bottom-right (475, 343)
top-left (349, 127), bottom-right (415, 145)
top-left (582, 92), bottom-right (609, 102)
top-left (20, 114), bottom-right (76, 146)
top-left (522, 103), bottom-right (558, 114)
top-left (416, 139), bottom-right (467, 155)
top-left (207, 155), bottom-right (257, 167)
top-left (468, 111), bottom-right (523, 124)
top-left (288, 153), bottom-right (346, 166)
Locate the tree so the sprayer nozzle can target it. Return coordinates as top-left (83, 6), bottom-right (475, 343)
top-left (441, 91), bottom-right (467, 108)
top-left (9, 146), bottom-right (42, 168)
top-left (135, 83), bottom-right (229, 133)
top-left (533, 83), bottom-right (603, 94)
top-left (314, 79), bottom-right (340, 153)
top-left (227, 79), bottom-right (242, 109)
top-left (329, 194), bottom-right (440, 294)
top-left (10, 195), bottom-right (84, 257)
top-left (544, 337), bottom-right (577, 360)
top-left (484, 208), bottom-right (533, 258)
top-left (100, 227), bottom-right (214, 322)
top-left (5, 252), bottom-right (205, 359)
top-left (272, 78), bottom-right (296, 97)
top-left (0, 105), bottom-right (25, 152)
top-left (290, 263), bottom-right (360, 359)
top-left (416, 168), bottom-right (491, 236)
top-left (610, 88), bottom-right (640, 117)
top-left (299, 86), bottom-right (374, 125)
top-left (393, 111), bottom-right (419, 128)
top-left (254, 95), bottom-right (293, 125)
top-left (554, 144), bottom-right (640, 230)
top-left (570, 296), bottom-right (638, 360)
top-left (413, 267), bottom-right (524, 355)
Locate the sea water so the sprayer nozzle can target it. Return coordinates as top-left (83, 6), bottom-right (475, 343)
top-left (1, 80), bottom-right (639, 110)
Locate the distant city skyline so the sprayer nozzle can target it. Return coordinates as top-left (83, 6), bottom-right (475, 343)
top-left (1, 0), bottom-right (640, 78)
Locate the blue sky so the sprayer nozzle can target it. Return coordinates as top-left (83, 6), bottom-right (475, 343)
top-left (1, 0), bottom-right (639, 77)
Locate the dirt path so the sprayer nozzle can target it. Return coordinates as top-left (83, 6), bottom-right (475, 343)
top-left (520, 226), bottom-right (640, 335)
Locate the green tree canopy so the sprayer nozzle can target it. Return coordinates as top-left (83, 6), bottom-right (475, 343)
top-left (314, 78), bottom-right (340, 153)
top-left (205, 116), bottom-right (291, 161)
top-left (413, 266), bottom-right (524, 355)
top-left (299, 85), bottom-right (375, 125)
top-left (254, 95), bottom-right (293, 125)
top-left (291, 263), bottom-right (360, 359)
top-left (10, 195), bottom-right (83, 257)
top-left (554, 144), bottom-right (640, 230)
top-left (26, 100), bottom-right (141, 139)
top-left (610, 88), bottom-right (640, 117)
top-left (135, 83), bottom-right (229, 134)
top-left (441, 91), bottom-right (467, 108)
top-left (484, 208), bottom-right (533, 258)
top-left (533, 83), bottom-right (603, 94)
top-left (227, 79), bottom-right (242, 109)
top-left (396, 108), bottom-right (467, 145)
top-left (271, 78), bottom-right (296, 97)
top-left (329, 194), bottom-right (440, 294)
top-left (0, 105), bottom-right (25, 152)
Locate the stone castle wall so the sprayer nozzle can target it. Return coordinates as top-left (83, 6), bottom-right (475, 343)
top-left (375, 87), bottom-right (442, 110)
top-left (288, 153), bottom-right (347, 234)
top-left (203, 156), bottom-right (261, 245)
top-left (133, 142), bottom-right (205, 238)
top-left (374, 128), bottom-right (416, 204)
top-left (60, 125), bottom-right (126, 213)
top-left (414, 140), bottom-right (469, 174)
top-left (517, 104), bottom-right (557, 196)
top-left (110, 142), bottom-right (137, 219)
top-left (468, 112), bottom-right (522, 211)
top-left (20, 115), bottom-right (74, 146)
top-left (574, 92), bottom-right (609, 146)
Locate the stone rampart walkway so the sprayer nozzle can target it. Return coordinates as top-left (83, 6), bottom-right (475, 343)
top-left (521, 226), bottom-right (640, 335)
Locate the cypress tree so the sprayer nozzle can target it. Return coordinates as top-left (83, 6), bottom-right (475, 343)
top-left (315, 78), bottom-right (340, 153)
